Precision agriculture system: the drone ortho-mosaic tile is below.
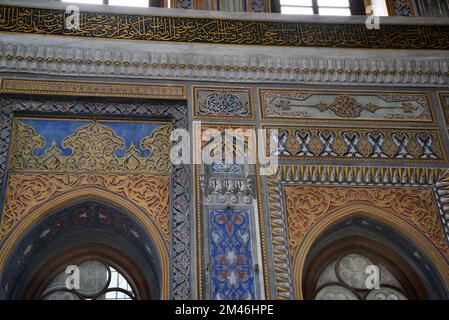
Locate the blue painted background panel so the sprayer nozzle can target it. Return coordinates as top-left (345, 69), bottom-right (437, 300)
top-left (209, 209), bottom-right (255, 300)
top-left (19, 118), bottom-right (162, 158)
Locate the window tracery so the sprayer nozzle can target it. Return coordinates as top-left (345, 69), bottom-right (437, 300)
top-left (314, 253), bottom-right (408, 300)
top-left (41, 259), bottom-right (137, 300)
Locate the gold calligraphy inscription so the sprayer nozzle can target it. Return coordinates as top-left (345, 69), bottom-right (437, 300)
top-left (283, 185), bottom-right (449, 259)
top-left (1, 173), bottom-right (171, 242)
top-left (0, 5), bottom-right (448, 49)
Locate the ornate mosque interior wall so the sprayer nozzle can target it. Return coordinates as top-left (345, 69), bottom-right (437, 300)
top-left (0, 0), bottom-right (448, 300)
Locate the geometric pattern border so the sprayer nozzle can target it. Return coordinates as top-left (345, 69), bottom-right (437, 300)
top-left (0, 78), bottom-right (187, 100)
top-left (262, 125), bottom-right (447, 164)
top-left (259, 88), bottom-right (436, 125)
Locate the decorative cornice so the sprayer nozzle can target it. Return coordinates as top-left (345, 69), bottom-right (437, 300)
top-left (263, 125), bottom-right (447, 164)
top-left (1, 43), bottom-right (448, 86)
top-left (0, 5), bottom-right (448, 50)
top-left (0, 78), bottom-right (187, 99)
top-left (273, 165), bottom-right (443, 186)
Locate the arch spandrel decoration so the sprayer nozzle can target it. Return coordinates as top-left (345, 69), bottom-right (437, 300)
top-left (0, 95), bottom-right (191, 300)
top-left (284, 185), bottom-right (449, 260)
top-left (266, 165), bottom-right (449, 300)
top-left (1, 175), bottom-right (170, 244)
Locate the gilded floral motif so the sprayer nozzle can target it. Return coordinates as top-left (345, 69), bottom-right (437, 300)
top-left (1, 173), bottom-right (171, 242)
top-left (260, 89), bottom-right (433, 123)
top-left (327, 96), bottom-right (365, 118)
top-left (8, 120), bottom-right (172, 173)
top-left (194, 87), bottom-right (254, 119)
top-left (264, 126), bottom-right (444, 162)
top-left (283, 185), bottom-right (449, 259)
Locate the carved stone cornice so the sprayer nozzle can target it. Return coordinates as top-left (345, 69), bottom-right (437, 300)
top-left (1, 42), bottom-right (448, 86)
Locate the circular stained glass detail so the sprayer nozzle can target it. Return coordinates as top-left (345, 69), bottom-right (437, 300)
top-left (315, 285), bottom-right (359, 300)
top-left (77, 260), bottom-right (110, 296)
top-left (96, 290), bottom-right (134, 300)
top-left (337, 253), bottom-right (374, 289)
top-left (43, 291), bottom-right (81, 300)
top-left (366, 287), bottom-right (407, 300)
top-left (313, 251), bottom-right (410, 300)
top-left (40, 259), bottom-right (136, 300)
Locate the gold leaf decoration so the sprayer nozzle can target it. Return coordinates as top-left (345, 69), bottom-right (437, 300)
top-left (1, 173), bottom-right (171, 242)
top-left (262, 125), bottom-right (445, 162)
top-left (358, 134), bottom-right (373, 157)
top-left (309, 136), bottom-right (323, 156)
top-left (382, 135), bottom-right (397, 157)
top-left (8, 121), bottom-right (45, 170)
top-left (284, 185), bottom-right (449, 260)
top-left (332, 134), bottom-right (347, 155)
top-left (7, 120), bottom-right (172, 174)
top-left (408, 138), bottom-right (422, 159)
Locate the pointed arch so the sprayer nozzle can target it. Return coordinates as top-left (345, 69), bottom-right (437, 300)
top-left (0, 186), bottom-right (170, 299)
top-left (292, 203), bottom-right (449, 299)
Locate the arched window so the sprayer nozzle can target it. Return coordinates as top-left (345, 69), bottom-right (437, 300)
top-left (303, 237), bottom-right (428, 300)
top-left (24, 244), bottom-right (151, 300)
top-left (41, 260), bottom-right (136, 300)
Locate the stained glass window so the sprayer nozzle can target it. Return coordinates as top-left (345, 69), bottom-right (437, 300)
top-left (314, 253), bottom-right (408, 300)
top-left (40, 260), bottom-right (136, 300)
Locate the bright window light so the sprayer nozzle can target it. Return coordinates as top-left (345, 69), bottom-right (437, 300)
top-left (317, 0), bottom-right (349, 7)
top-left (281, 6), bottom-right (314, 15)
top-left (109, 0), bottom-right (149, 7)
top-left (281, 0), bottom-right (312, 5)
top-left (319, 8), bottom-right (351, 16)
top-left (280, 0), bottom-right (353, 16)
top-left (371, 0), bottom-right (388, 16)
top-left (61, 0), bottom-right (103, 4)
